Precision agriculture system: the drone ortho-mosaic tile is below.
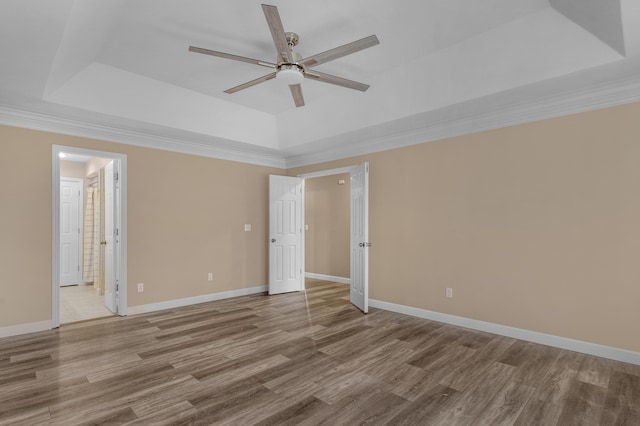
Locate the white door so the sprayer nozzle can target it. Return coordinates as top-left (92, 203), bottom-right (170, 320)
top-left (269, 175), bottom-right (304, 295)
top-left (60, 178), bottom-right (82, 286)
top-left (350, 162), bottom-right (369, 312)
top-left (104, 161), bottom-right (118, 313)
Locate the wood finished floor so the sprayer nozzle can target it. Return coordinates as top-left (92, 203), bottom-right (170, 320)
top-left (0, 280), bottom-right (638, 425)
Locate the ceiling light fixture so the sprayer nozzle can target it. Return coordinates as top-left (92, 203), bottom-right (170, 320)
top-left (276, 64), bottom-right (304, 85)
top-left (188, 7), bottom-right (379, 107)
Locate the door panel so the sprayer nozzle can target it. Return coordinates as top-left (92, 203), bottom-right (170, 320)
top-left (350, 163), bottom-right (369, 312)
top-left (269, 175), bottom-right (303, 295)
top-left (60, 178), bottom-right (82, 286)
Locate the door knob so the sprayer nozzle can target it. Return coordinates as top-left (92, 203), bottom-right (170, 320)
top-left (271, 238), bottom-right (276, 243)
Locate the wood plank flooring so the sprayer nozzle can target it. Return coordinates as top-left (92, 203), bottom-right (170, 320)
top-left (0, 279), bottom-right (638, 425)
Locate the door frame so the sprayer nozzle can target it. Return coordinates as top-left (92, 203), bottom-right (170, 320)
top-left (52, 145), bottom-right (128, 327)
top-left (297, 164), bottom-right (368, 305)
top-left (59, 177), bottom-right (84, 286)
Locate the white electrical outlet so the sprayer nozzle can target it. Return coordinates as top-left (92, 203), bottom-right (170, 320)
top-left (446, 287), bottom-right (453, 298)
top-left (137, 283), bottom-right (144, 293)
top-left (244, 224), bottom-right (251, 232)
top-left (208, 273), bottom-right (213, 281)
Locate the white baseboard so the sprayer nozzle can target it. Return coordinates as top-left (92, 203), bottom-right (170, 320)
top-left (128, 285), bottom-right (268, 315)
top-left (0, 320), bottom-right (54, 338)
top-left (369, 299), bottom-right (640, 366)
top-left (305, 273), bottom-right (350, 285)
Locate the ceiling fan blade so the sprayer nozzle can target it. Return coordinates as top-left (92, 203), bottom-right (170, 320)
top-left (224, 72), bottom-right (277, 94)
top-left (189, 46), bottom-right (276, 68)
top-left (299, 35), bottom-right (380, 68)
top-left (261, 4), bottom-right (293, 63)
top-left (304, 70), bottom-right (370, 92)
top-left (289, 84), bottom-right (305, 107)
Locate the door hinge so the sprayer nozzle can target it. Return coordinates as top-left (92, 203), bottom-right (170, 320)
top-left (77, 265), bottom-right (80, 272)
top-left (114, 172), bottom-right (119, 182)
top-left (115, 228), bottom-right (119, 237)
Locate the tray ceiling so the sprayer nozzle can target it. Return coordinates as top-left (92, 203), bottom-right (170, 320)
top-left (1, 0), bottom-right (639, 167)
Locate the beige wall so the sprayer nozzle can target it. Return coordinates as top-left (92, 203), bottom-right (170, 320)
top-left (1, 131), bottom-right (52, 325)
top-left (305, 174), bottom-right (350, 278)
top-left (85, 157), bottom-right (111, 177)
top-left (0, 125), bottom-right (283, 327)
top-left (289, 102), bottom-right (640, 353)
top-left (59, 160), bottom-right (86, 179)
top-left (3, 100), bottom-right (640, 354)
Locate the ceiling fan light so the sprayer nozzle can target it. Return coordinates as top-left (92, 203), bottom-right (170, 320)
top-left (276, 67), bottom-right (304, 85)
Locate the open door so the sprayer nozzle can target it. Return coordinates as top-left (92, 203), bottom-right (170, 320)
top-left (104, 160), bottom-right (118, 313)
top-left (269, 175), bottom-right (304, 295)
top-left (350, 162), bottom-right (369, 312)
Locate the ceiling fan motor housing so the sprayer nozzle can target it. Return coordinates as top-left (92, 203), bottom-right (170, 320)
top-left (277, 49), bottom-right (303, 68)
top-left (277, 44), bottom-right (304, 85)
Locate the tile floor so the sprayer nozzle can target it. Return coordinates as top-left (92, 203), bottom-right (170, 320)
top-left (60, 285), bottom-right (114, 323)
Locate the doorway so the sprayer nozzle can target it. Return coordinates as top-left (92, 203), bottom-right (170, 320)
top-left (299, 163), bottom-right (369, 312)
top-left (268, 163), bottom-right (369, 312)
top-left (303, 172), bottom-right (351, 284)
top-left (52, 145), bottom-right (128, 327)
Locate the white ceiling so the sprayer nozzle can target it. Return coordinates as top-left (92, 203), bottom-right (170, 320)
top-left (1, 0), bottom-right (640, 168)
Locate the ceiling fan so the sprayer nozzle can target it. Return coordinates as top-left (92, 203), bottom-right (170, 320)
top-left (188, 4), bottom-right (380, 108)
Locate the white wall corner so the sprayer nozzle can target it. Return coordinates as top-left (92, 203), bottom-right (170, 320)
top-left (368, 299), bottom-right (640, 366)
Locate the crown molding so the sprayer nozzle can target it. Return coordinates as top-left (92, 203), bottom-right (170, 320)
top-left (0, 105), bottom-right (287, 169)
top-left (2, 71), bottom-right (640, 171)
top-left (284, 74), bottom-right (640, 168)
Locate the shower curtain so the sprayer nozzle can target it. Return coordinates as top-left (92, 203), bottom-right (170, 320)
top-left (81, 170), bottom-right (105, 295)
top-left (82, 187), bottom-right (95, 283)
